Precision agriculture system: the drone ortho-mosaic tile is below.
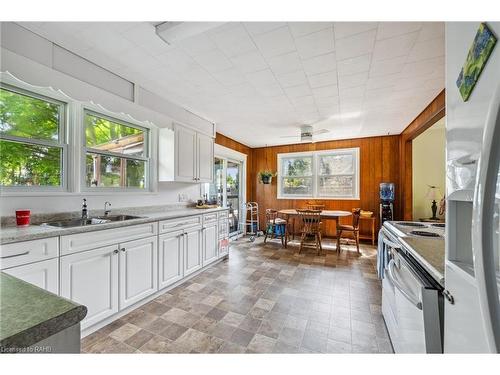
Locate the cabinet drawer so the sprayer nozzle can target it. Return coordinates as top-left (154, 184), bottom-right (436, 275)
top-left (0, 237), bottom-right (59, 270)
top-left (218, 210), bottom-right (229, 219)
top-left (203, 213), bottom-right (218, 224)
top-left (159, 216), bottom-right (201, 233)
top-left (61, 222), bottom-right (158, 255)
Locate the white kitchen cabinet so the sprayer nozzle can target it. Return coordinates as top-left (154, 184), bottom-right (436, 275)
top-left (203, 221), bottom-right (218, 266)
top-left (165, 123), bottom-right (214, 183)
top-left (3, 258), bottom-right (59, 295)
top-left (60, 245), bottom-right (119, 330)
top-left (218, 217), bottom-right (230, 258)
top-left (184, 226), bottom-right (202, 276)
top-left (174, 124), bottom-right (197, 182)
top-left (158, 231), bottom-right (184, 289)
top-left (119, 236), bottom-right (158, 309)
top-left (197, 132), bottom-right (214, 183)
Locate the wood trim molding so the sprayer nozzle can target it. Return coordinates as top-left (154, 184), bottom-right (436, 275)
top-left (399, 89), bottom-right (445, 220)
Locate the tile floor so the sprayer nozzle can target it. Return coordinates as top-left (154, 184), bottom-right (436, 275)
top-left (81, 237), bottom-right (393, 354)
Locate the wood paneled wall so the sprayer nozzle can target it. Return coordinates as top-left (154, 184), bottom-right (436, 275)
top-left (250, 136), bottom-right (400, 238)
top-left (215, 133), bottom-right (253, 201)
top-left (399, 90), bottom-right (445, 220)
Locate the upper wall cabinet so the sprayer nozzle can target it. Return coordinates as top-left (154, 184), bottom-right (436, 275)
top-left (159, 123), bottom-right (214, 183)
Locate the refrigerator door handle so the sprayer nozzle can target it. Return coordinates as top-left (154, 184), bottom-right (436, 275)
top-left (472, 83), bottom-right (500, 353)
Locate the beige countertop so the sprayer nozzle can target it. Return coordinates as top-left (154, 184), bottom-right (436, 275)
top-left (0, 206), bottom-right (228, 245)
top-left (399, 236), bottom-right (445, 286)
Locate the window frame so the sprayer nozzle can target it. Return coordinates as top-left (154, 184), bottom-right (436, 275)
top-left (0, 82), bottom-right (69, 193)
top-left (277, 147), bottom-right (360, 200)
top-left (81, 108), bottom-right (151, 192)
top-left (277, 152), bottom-right (314, 199)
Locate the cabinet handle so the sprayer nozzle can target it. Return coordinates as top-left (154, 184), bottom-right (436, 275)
top-left (120, 248), bottom-right (126, 252)
top-left (1, 250), bottom-right (30, 259)
top-left (113, 249), bottom-right (119, 254)
top-left (443, 289), bottom-right (455, 304)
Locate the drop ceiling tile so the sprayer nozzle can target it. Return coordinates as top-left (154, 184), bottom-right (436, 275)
top-left (121, 23), bottom-right (170, 56)
top-left (400, 56), bottom-right (444, 78)
top-left (337, 54), bottom-right (371, 76)
top-left (179, 33), bottom-right (218, 56)
top-left (255, 83), bottom-right (285, 97)
top-left (252, 26), bottom-right (296, 57)
top-left (267, 51), bottom-right (303, 75)
top-left (338, 85), bottom-right (365, 99)
top-left (209, 23), bottom-right (257, 58)
top-left (244, 22), bottom-right (287, 36)
top-left (230, 50), bottom-right (268, 73)
top-left (315, 96), bottom-right (339, 106)
top-left (192, 49), bottom-right (233, 73)
top-left (276, 69), bottom-right (308, 88)
top-left (307, 70), bottom-right (338, 88)
top-left (418, 22), bottom-right (445, 42)
top-left (335, 29), bottom-right (376, 61)
top-left (372, 32), bottom-right (419, 61)
top-left (333, 22), bottom-right (378, 39)
top-left (284, 84), bottom-right (312, 99)
top-left (288, 22), bottom-right (332, 37)
top-left (369, 55), bottom-right (406, 77)
top-left (406, 37), bottom-right (444, 62)
top-left (302, 52), bottom-right (336, 75)
top-left (338, 71), bottom-right (369, 89)
top-left (376, 22), bottom-right (422, 40)
top-left (294, 27), bottom-right (335, 59)
top-left (245, 69), bottom-right (278, 87)
top-left (289, 95), bottom-right (316, 107)
top-left (312, 84), bottom-right (339, 98)
top-left (212, 68), bottom-right (247, 86)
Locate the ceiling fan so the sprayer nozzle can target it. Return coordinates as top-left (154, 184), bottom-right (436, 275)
top-left (280, 125), bottom-right (330, 143)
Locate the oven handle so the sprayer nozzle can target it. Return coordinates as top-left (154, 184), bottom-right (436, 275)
top-left (383, 237), bottom-right (401, 250)
top-left (387, 259), bottom-right (423, 310)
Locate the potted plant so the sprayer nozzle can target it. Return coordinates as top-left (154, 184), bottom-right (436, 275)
top-left (258, 170), bottom-right (276, 184)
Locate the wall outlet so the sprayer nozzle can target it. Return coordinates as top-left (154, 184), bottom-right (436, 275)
top-left (178, 193), bottom-right (189, 202)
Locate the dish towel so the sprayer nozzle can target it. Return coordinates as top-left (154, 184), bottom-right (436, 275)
top-left (377, 229), bottom-right (388, 279)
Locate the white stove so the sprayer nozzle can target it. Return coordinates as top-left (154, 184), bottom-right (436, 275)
top-left (383, 221), bottom-right (445, 239)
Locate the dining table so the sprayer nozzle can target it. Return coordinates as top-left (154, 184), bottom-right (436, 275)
top-left (277, 209), bottom-right (352, 252)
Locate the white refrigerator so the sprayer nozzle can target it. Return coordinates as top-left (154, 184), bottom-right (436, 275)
top-left (445, 22), bottom-right (500, 353)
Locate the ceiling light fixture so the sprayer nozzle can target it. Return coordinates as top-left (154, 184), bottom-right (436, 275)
top-left (155, 22), bottom-right (225, 45)
top-left (329, 111), bottom-right (362, 120)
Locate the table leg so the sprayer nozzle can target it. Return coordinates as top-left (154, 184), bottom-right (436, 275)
top-left (371, 219), bottom-right (375, 246)
top-left (335, 218), bottom-right (341, 253)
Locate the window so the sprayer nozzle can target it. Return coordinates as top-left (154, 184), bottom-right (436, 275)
top-left (0, 86), bottom-right (66, 189)
top-left (83, 110), bottom-right (149, 189)
top-left (277, 148), bottom-right (359, 199)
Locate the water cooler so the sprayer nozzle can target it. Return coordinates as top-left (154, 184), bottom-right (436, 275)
top-left (380, 182), bottom-right (395, 223)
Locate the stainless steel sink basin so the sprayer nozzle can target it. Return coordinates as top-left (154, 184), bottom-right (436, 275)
top-left (96, 215), bottom-right (142, 222)
top-left (43, 215), bottom-right (142, 228)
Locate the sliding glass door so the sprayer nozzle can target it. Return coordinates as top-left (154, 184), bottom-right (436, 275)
top-left (204, 157), bottom-right (243, 237)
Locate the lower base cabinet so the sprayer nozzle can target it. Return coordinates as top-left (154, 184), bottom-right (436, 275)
top-left (4, 258), bottom-right (59, 295)
top-left (203, 222), bottom-right (218, 265)
top-left (159, 231), bottom-right (184, 289)
top-left (119, 236), bottom-right (158, 309)
top-left (60, 245), bottom-right (119, 330)
top-left (184, 227), bottom-right (202, 276)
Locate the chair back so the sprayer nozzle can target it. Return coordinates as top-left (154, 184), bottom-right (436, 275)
top-left (306, 201), bottom-right (325, 210)
top-left (352, 208), bottom-right (361, 229)
top-left (297, 209), bottom-right (322, 234)
top-left (265, 209), bottom-right (279, 224)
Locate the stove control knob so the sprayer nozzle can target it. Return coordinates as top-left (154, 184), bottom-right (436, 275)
top-left (443, 289), bottom-right (454, 304)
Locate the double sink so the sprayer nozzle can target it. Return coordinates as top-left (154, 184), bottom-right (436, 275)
top-left (43, 215), bottom-right (142, 228)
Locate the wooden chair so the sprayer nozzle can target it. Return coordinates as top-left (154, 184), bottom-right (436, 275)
top-left (336, 208), bottom-right (362, 254)
top-left (306, 201), bottom-right (325, 210)
top-left (264, 209), bottom-right (288, 247)
top-left (297, 209), bottom-right (323, 255)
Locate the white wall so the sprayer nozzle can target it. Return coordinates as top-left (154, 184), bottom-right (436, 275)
top-left (412, 117), bottom-right (446, 220)
top-left (0, 22), bottom-right (209, 216)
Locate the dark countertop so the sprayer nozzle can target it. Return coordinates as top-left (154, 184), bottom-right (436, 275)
top-left (0, 272), bottom-right (87, 350)
top-left (399, 236), bottom-right (445, 286)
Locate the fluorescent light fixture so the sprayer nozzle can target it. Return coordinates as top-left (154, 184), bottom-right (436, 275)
top-left (155, 22), bottom-right (225, 45)
top-left (329, 111), bottom-right (362, 120)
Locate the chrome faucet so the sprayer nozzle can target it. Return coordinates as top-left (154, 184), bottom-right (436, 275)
top-left (81, 198), bottom-right (88, 219)
top-left (104, 201), bottom-right (112, 217)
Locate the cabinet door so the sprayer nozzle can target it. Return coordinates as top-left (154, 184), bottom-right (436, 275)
top-left (218, 218), bottom-right (230, 258)
top-left (197, 133), bottom-right (214, 183)
top-left (159, 231), bottom-right (184, 289)
top-left (60, 245), bottom-right (119, 329)
top-left (4, 258), bottom-right (59, 295)
top-left (175, 124), bottom-right (197, 182)
top-left (203, 222), bottom-right (218, 265)
top-left (184, 227), bottom-right (202, 276)
top-left (119, 236), bottom-right (158, 309)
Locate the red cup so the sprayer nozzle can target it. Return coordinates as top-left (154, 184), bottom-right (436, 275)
top-left (16, 210), bottom-right (31, 227)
